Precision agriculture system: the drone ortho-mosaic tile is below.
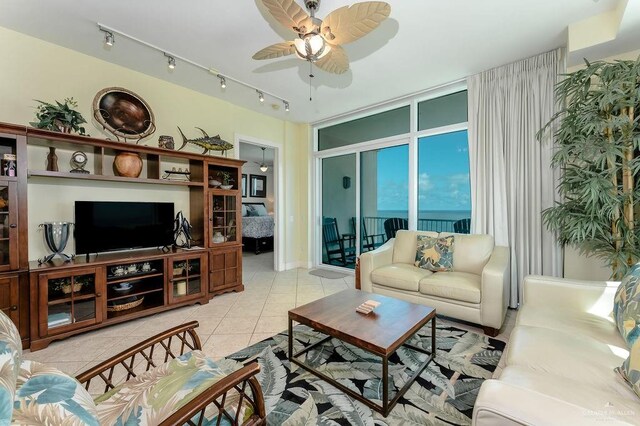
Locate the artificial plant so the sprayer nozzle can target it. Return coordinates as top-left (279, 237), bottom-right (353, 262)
top-left (539, 56), bottom-right (640, 279)
top-left (30, 98), bottom-right (87, 135)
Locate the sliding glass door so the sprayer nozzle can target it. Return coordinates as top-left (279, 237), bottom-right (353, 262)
top-left (321, 154), bottom-right (357, 269)
top-left (360, 145), bottom-right (409, 252)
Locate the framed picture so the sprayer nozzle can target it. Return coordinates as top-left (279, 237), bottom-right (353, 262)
top-left (250, 174), bottom-right (267, 198)
top-left (241, 174), bottom-right (247, 198)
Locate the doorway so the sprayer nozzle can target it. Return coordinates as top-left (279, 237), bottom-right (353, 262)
top-left (238, 141), bottom-right (279, 274)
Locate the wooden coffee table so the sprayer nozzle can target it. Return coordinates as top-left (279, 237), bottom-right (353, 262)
top-left (288, 289), bottom-right (436, 416)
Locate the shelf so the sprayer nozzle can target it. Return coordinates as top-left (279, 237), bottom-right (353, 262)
top-left (107, 272), bottom-right (163, 284)
top-left (107, 296), bottom-right (164, 319)
top-left (0, 176), bottom-right (17, 182)
top-left (209, 188), bottom-right (239, 194)
top-left (107, 287), bottom-right (163, 302)
top-left (170, 274), bottom-right (201, 281)
top-left (28, 170), bottom-right (205, 187)
top-left (48, 293), bottom-right (97, 306)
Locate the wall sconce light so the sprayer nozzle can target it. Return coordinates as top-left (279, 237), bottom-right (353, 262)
top-left (343, 176), bottom-right (351, 189)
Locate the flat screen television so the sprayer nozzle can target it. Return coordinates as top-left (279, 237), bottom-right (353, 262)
top-left (75, 201), bottom-right (174, 254)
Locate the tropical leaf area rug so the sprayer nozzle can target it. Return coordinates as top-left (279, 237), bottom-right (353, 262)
top-left (224, 317), bottom-right (505, 425)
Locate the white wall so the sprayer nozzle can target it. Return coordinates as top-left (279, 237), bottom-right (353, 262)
top-left (241, 163), bottom-right (274, 212)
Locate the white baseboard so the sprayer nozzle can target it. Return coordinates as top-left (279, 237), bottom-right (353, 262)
top-left (283, 261), bottom-right (313, 270)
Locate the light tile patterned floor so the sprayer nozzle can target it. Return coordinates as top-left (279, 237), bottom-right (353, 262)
top-left (23, 251), bottom-right (516, 380)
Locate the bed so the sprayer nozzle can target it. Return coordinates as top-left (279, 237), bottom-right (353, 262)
top-left (242, 202), bottom-right (274, 254)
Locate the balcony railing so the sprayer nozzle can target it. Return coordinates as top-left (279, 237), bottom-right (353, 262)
top-left (360, 216), bottom-right (467, 238)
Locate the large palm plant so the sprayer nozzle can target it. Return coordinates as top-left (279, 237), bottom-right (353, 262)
top-left (540, 57), bottom-right (640, 279)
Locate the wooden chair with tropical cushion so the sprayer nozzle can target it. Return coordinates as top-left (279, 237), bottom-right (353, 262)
top-left (0, 310), bottom-right (265, 425)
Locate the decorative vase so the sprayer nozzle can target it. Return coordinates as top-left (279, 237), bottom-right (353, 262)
top-left (46, 147), bottom-right (58, 172)
top-left (212, 231), bottom-right (226, 244)
top-left (113, 152), bottom-right (143, 178)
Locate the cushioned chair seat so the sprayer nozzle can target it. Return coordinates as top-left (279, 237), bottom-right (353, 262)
top-left (95, 350), bottom-right (231, 425)
top-left (499, 365), bottom-right (640, 419)
top-left (13, 360), bottom-right (100, 425)
top-left (506, 326), bottom-right (628, 387)
top-left (419, 271), bottom-right (481, 303)
top-left (516, 304), bottom-right (625, 347)
top-left (371, 264), bottom-right (432, 292)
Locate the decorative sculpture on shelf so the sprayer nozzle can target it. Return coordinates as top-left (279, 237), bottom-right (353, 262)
top-left (177, 127), bottom-right (233, 156)
top-left (173, 211), bottom-right (193, 248)
top-left (38, 222), bottom-right (74, 264)
top-left (92, 87), bottom-right (156, 143)
top-left (70, 151), bottom-right (89, 174)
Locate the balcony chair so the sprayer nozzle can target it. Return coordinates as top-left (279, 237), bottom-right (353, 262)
top-left (352, 217), bottom-right (386, 252)
top-left (323, 217), bottom-right (356, 267)
top-left (453, 218), bottom-right (471, 234)
top-left (383, 217), bottom-right (408, 241)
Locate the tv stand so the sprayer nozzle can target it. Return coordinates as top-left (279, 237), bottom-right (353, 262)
top-left (28, 247), bottom-right (209, 351)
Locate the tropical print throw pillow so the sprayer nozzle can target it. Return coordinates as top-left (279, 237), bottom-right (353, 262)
top-left (614, 263), bottom-right (640, 345)
top-left (415, 235), bottom-right (454, 272)
top-left (616, 341), bottom-right (640, 400)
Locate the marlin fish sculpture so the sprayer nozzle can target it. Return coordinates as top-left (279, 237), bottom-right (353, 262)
top-left (177, 127), bottom-right (234, 156)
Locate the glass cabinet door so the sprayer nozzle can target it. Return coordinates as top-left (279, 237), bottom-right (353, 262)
top-left (210, 194), bottom-right (237, 245)
top-left (0, 182), bottom-right (18, 272)
top-left (39, 268), bottom-right (103, 336)
top-left (169, 255), bottom-right (205, 303)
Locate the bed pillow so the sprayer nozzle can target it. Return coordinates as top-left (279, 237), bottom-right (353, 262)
top-left (415, 235), bottom-right (455, 272)
top-left (242, 205), bottom-right (248, 217)
top-left (253, 205), bottom-right (268, 216)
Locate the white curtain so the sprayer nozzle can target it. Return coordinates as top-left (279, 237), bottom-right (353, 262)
top-left (468, 48), bottom-right (565, 308)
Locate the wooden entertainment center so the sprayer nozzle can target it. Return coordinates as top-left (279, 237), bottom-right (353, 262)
top-left (0, 122), bottom-right (245, 350)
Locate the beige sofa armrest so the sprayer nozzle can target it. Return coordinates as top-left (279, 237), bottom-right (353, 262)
top-left (522, 275), bottom-right (619, 314)
top-left (473, 380), bottom-right (633, 426)
top-left (480, 245), bottom-right (510, 330)
top-left (359, 239), bottom-right (395, 292)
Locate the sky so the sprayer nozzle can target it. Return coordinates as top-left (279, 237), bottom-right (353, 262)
top-left (375, 130), bottom-right (471, 212)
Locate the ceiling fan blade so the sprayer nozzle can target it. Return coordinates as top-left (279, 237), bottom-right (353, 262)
top-left (322, 2), bottom-right (391, 45)
top-left (261, 0), bottom-right (312, 33)
top-left (315, 45), bottom-right (349, 74)
top-left (252, 42), bottom-right (297, 60)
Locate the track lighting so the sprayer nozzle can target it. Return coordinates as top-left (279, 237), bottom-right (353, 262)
top-left (165, 54), bottom-right (176, 70)
top-left (97, 23), bottom-right (289, 114)
top-left (104, 31), bottom-right (114, 47)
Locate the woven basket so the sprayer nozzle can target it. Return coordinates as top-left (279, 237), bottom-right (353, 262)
top-left (107, 296), bottom-right (144, 312)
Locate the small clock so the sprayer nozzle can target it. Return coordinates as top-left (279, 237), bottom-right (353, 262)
top-left (70, 151), bottom-right (89, 174)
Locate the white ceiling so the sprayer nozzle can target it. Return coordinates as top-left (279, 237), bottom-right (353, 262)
top-left (0, 0), bottom-right (633, 123)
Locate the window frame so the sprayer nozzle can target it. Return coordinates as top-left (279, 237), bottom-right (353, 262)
top-left (312, 80), bottom-right (468, 272)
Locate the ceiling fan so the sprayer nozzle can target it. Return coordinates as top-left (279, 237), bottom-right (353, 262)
top-left (255, 148), bottom-right (272, 172)
top-left (252, 0), bottom-right (391, 75)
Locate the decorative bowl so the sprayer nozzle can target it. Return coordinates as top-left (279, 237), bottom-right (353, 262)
top-left (220, 185), bottom-right (233, 190)
top-left (209, 179), bottom-right (222, 188)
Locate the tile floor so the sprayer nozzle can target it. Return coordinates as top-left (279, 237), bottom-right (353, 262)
top-left (23, 251), bottom-right (516, 380)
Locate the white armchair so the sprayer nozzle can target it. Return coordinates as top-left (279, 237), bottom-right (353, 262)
top-left (359, 230), bottom-right (510, 335)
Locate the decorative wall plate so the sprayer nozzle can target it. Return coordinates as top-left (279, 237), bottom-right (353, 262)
top-left (92, 87), bottom-right (156, 142)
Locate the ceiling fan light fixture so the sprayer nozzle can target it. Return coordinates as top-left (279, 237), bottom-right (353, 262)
top-left (294, 33), bottom-right (330, 62)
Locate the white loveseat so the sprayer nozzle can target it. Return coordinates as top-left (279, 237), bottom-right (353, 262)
top-left (359, 230), bottom-right (510, 335)
top-left (473, 275), bottom-right (640, 425)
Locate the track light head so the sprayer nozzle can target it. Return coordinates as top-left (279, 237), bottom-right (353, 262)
top-left (257, 91), bottom-right (264, 103)
top-left (219, 76), bottom-right (226, 89)
top-left (284, 101), bottom-right (290, 112)
top-left (104, 31), bottom-right (115, 46)
top-left (165, 54), bottom-right (176, 69)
